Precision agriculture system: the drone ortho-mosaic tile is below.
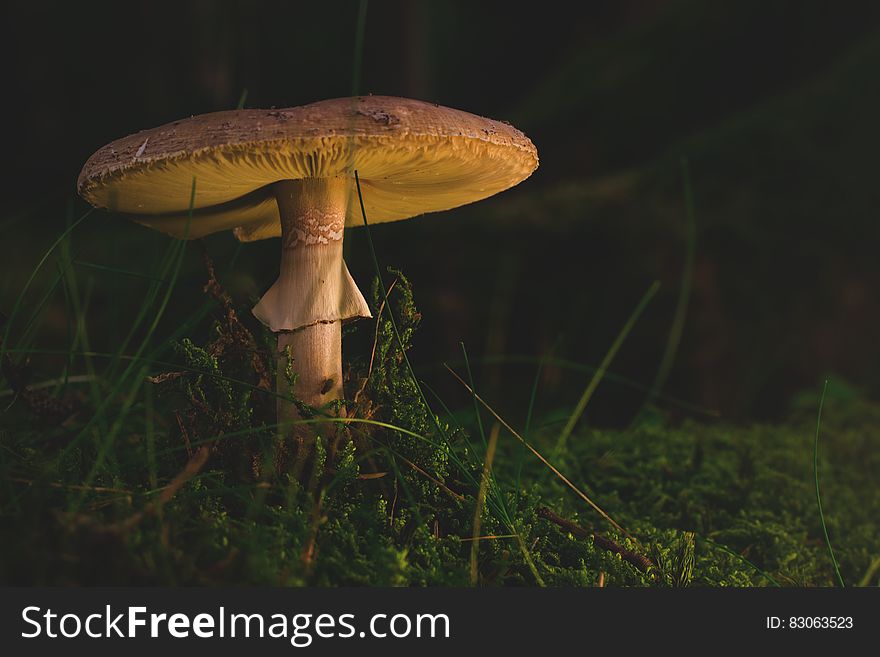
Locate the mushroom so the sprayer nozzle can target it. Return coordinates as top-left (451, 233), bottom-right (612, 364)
top-left (77, 96), bottom-right (538, 462)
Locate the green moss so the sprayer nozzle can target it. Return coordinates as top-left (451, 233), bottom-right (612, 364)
top-left (1, 268), bottom-right (877, 587)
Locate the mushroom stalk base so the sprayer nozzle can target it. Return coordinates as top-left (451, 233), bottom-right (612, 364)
top-left (252, 178), bottom-right (370, 467)
top-left (276, 323), bottom-right (343, 461)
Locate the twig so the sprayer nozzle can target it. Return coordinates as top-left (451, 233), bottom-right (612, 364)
top-left (201, 243), bottom-right (271, 391)
top-left (146, 370), bottom-right (185, 384)
top-left (146, 246), bottom-right (272, 393)
top-left (114, 445), bottom-right (212, 532)
top-left (537, 507), bottom-right (655, 577)
top-left (0, 374), bottom-right (96, 398)
top-left (301, 491), bottom-right (324, 577)
top-left (175, 410), bottom-right (193, 459)
top-left (9, 478), bottom-right (131, 495)
top-left (353, 278), bottom-right (398, 406)
top-left (396, 452), bottom-right (464, 502)
top-left (156, 445), bottom-right (212, 505)
top-left (324, 468), bottom-right (388, 480)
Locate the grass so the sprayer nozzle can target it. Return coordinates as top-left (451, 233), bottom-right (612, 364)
top-left (635, 156), bottom-right (697, 422)
top-left (555, 280), bottom-right (660, 454)
top-left (2, 197), bottom-right (877, 586)
top-left (813, 379), bottom-right (845, 587)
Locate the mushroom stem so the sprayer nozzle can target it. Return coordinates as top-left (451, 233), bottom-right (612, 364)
top-left (252, 177), bottom-right (371, 460)
top-left (276, 321), bottom-right (342, 448)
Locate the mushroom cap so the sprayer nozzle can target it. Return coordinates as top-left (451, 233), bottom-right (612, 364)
top-left (77, 96), bottom-right (539, 241)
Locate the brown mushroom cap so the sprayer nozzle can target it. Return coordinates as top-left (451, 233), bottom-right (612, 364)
top-left (77, 96), bottom-right (538, 241)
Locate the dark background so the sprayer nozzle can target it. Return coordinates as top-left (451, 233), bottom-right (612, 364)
top-left (4, 0), bottom-right (880, 424)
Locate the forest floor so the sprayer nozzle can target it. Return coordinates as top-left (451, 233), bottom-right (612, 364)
top-left (1, 254), bottom-right (876, 587)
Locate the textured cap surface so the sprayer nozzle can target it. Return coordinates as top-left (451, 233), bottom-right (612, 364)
top-left (77, 96), bottom-right (539, 241)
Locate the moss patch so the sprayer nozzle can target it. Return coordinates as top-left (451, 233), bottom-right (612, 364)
top-left (1, 268), bottom-right (877, 587)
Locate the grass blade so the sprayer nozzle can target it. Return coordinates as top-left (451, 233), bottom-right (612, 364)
top-left (556, 280), bottom-right (660, 453)
top-left (638, 156), bottom-right (696, 420)
top-left (1, 208), bottom-right (92, 364)
top-left (518, 337), bottom-right (561, 490)
top-left (814, 379), bottom-right (845, 587)
top-left (700, 536), bottom-right (781, 587)
top-left (471, 354), bottom-right (719, 417)
top-left (74, 260), bottom-right (170, 283)
top-left (63, 180), bottom-right (196, 509)
top-left (858, 557), bottom-right (880, 587)
top-left (445, 363), bottom-right (629, 538)
top-left (353, 171), bottom-right (449, 445)
top-left (351, 0), bottom-right (368, 96)
top-left (470, 422), bottom-right (500, 586)
top-left (461, 342), bottom-right (487, 450)
top-left (236, 88), bottom-right (248, 109)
